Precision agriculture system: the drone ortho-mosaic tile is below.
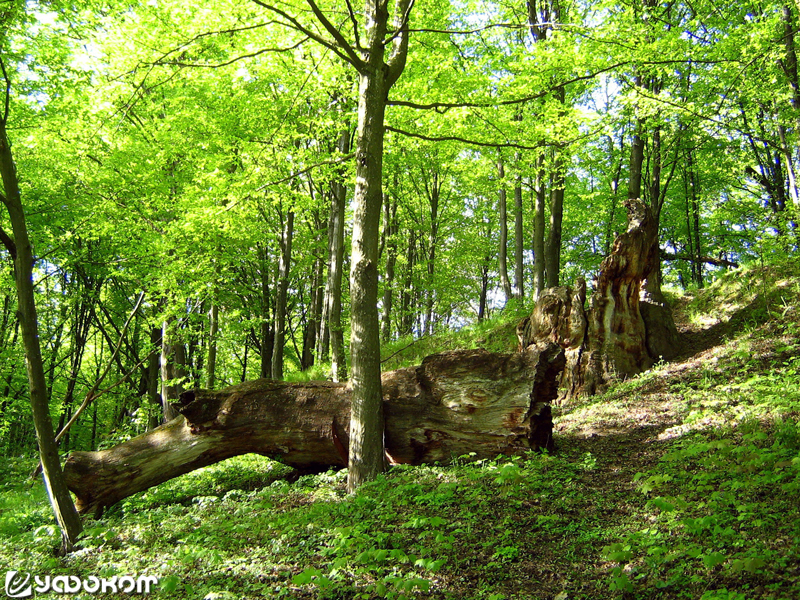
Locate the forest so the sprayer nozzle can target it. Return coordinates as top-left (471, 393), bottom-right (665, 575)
top-left (1, 0), bottom-right (799, 598)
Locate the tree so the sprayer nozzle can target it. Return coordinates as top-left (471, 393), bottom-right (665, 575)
top-left (0, 54), bottom-right (83, 552)
top-left (252, 0), bottom-right (412, 491)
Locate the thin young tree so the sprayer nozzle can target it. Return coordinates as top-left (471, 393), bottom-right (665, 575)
top-left (0, 56), bottom-right (83, 552)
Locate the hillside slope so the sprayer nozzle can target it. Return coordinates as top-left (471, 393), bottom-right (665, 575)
top-left (0, 262), bottom-right (798, 600)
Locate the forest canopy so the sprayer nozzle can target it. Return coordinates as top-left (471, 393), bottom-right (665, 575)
top-left (1, 0), bottom-right (798, 461)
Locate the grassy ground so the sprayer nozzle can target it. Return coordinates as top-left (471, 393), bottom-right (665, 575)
top-left (1, 263), bottom-right (799, 599)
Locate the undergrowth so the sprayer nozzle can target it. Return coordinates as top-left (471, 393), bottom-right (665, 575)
top-left (1, 259), bottom-right (799, 599)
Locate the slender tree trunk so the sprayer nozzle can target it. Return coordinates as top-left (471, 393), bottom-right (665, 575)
top-left (258, 244), bottom-right (273, 379)
top-left (302, 208), bottom-right (325, 372)
top-left (207, 302), bottom-right (219, 388)
top-left (240, 338), bottom-right (249, 382)
top-left (479, 232), bottom-right (491, 324)
top-left (628, 116), bottom-right (645, 201)
top-left (514, 168), bottom-right (525, 300)
top-left (686, 148), bottom-right (703, 288)
top-left (400, 231), bottom-right (415, 336)
top-left (146, 328), bottom-right (161, 429)
top-left (1, 112), bottom-right (83, 551)
top-left (546, 148), bottom-right (565, 288)
top-left (272, 208), bottom-right (294, 380)
top-left (324, 128), bottom-right (349, 380)
top-left (425, 174), bottom-right (439, 335)
top-left (497, 155), bottom-right (513, 301)
top-left (302, 248), bottom-right (324, 371)
top-left (382, 196), bottom-right (398, 342)
top-left (533, 154), bottom-right (546, 299)
top-left (782, 4), bottom-right (800, 209)
top-left (349, 64), bottom-right (388, 492)
top-left (160, 317), bottom-right (182, 422)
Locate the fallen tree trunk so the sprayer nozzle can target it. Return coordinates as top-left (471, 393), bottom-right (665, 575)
top-left (64, 345), bottom-right (565, 514)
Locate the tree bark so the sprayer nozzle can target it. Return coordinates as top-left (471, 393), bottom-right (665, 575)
top-left (628, 116), bottom-right (645, 201)
top-left (63, 343), bottom-right (565, 514)
top-left (146, 328), bottom-right (161, 430)
top-left (1, 102), bottom-right (83, 551)
top-left (344, 0), bottom-right (412, 493)
top-left (519, 199), bottom-right (679, 399)
top-left (781, 3), bottom-right (800, 209)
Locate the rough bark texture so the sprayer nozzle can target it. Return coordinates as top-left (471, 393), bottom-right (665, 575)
top-left (518, 199), bottom-right (679, 399)
top-left (63, 344), bottom-right (564, 515)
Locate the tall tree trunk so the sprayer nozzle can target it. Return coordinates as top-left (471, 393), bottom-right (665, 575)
top-left (686, 148), bottom-right (703, 288)
top-left (425, 172), bottom-right (439, 335)
top-left (0, 104), bottom-right (82, 551)
top-left (399, 231), bottom-right (415, 336)
top-left (781, 4), bottom-right (800, 209)
top-left (160, 316), bottom-right (183, 422)
top-left (272, 208), bottom-right (294, 380)
top-left (258, 244), bottom-right (273, 379)
top-left (146, 328), bottom-right (161, 430)
top-left (347, 0), bottom-right (411, 493)
top-left (302, 249), bottom-right (324, 371)
top-left (324, 128), bottom-right (349, 380)
top-left (546, 144), bottom-right (565, 288)
top-left (532, 153), bottom-right (546, 300)
top-left (497, 155), bottom-right (513, 301)
top-left (514, 163), bottom-right (525, 300)
top-left (382, 195), bottom-right (398, 342)
top-left (302, 209), bottom-right (325, 372)
top-left (207, 302), bottom-right (219, 388)
top-left (349, 62), bottom-right (388, 493)
top-left (628, 116), bottom-right (645, 201)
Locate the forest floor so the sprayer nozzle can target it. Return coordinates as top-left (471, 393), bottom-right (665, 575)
top-left (1, 263), bottom-right (799, 600)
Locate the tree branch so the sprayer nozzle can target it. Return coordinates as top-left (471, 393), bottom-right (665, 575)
top-left (255, 152), bottom-right (355, 192)
top-left (388, 61), bottom-right (631, 111)
top-left (54, 291), bottom-right (147, 445)
top-left (661, 252), bottom-right (739, 268)
top-left (0, 54), bottom-right (10, 124)
top-left (343, 0), bottom-right (362, 51)
top-left (385, 125), bottom-right (600, 151)
top-left (303, 0), bottom-right (363, 67)
top-left (249, 0), bottom-right (362, 68)
top-left (220, 152), bottom-right (355, 213)
top-left (148, 21), bottom-right (281, 65)
top-left (153, 39), bottom-right (309, 68)
top-left (386, 0), bottom-right (414, 88)
top-left (0, 224), bottom-right (16, 259)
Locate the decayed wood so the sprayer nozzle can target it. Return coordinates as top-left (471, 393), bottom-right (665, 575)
top-left (518, 199), bottom-right (679, 399)
top-left (64, 344), bottom-right (565, 514)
